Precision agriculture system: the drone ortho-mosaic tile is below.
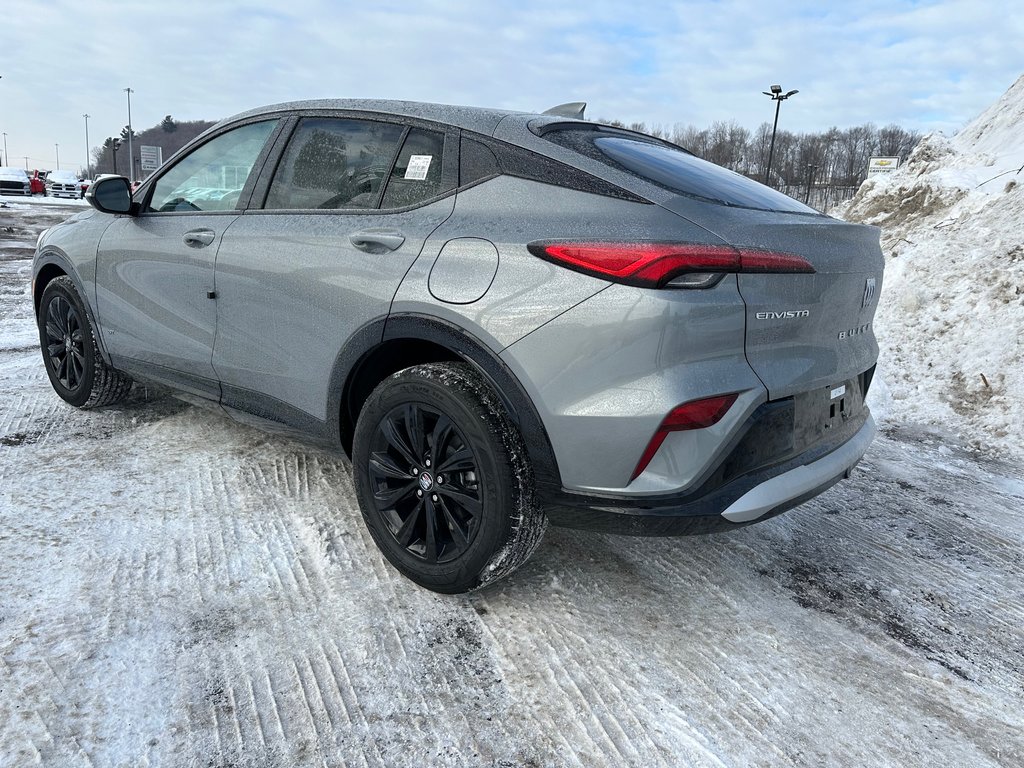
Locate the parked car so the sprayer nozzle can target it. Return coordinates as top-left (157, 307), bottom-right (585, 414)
top-left (32, 99), bottom-right (883, 593)
top-left (31, 170), bottom-right (48, 195)
top-left (46, 169), bottom-right (84, 199)
top-left (0, 167), bottom-right (32, 196)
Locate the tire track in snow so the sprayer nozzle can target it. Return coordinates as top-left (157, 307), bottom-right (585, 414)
top-left (0, 648), bottom-right (96, 766)
top-left (476, 569), bottom-right (738, 767)
top-left (3, 216), bottom-right (1024, 766)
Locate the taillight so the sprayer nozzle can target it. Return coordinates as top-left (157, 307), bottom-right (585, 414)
top-left (631, 394), bottom-right (738, 481)
top-left (527, 241), bottom-right (814, 288)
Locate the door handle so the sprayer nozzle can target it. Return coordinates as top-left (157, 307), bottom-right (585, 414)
top-left (183, 229), bottom-right (216, 248)
top-left (349, 229), bottom-right (405, 254)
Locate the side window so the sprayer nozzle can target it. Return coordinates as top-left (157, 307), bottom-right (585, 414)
top-left (147, 120), bottom-right (277, 212)
top-left (380, 128), bottom-right (447, 209)
top-left (265, 118), bottom-right (405, 210)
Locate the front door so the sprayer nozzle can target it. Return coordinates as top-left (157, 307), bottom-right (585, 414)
top-left (94, 120), bottom-right (279, 396)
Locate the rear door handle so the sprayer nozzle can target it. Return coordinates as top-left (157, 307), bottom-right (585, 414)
top-left (349, 229), bottom-right (405, 254)
top-left (183, 229), bottom-right (216, 248)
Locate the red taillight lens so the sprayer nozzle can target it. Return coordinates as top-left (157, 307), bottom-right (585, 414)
top-left (527, 241), bottom-right (814, 288)
top-left (737, 249), bottom-right (816, 273)
top-left (631, 394), bottom-right (738, 481)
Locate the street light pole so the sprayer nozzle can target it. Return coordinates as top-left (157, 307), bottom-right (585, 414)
top-left (83, 113), bottom-right (91, 178)
top-left (124, 87), bottom-right (135, 181)
top-left (55, 143), bottom-right (60, 170)
top-left (762, 85), bottom-right (799, 186)
top-left (2, 132), bottom-right (7, 166)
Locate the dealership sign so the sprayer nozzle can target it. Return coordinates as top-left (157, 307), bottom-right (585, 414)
top-left (140, 145), bottom-right (163, 172)
top-left (868, 156), bottom-right (900, 175)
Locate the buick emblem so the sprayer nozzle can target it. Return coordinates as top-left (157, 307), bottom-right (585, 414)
top-left (862, 277), bottom-right (876, 309)
top-left (418, 472), bottom-right (434, 491)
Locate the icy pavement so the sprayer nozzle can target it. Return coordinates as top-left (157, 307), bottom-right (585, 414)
top-left (1, 204), bottom-right (1022, 767)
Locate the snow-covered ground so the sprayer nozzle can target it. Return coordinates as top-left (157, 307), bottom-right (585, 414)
top-left (2, 198), bottom-right (1023, 766)
top-left (0, 193), bottom-right (90, 209)
top-left (837, 75), bottom-right (1024, 460)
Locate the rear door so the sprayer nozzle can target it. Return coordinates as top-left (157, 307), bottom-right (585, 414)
top-left (95, 120), bottom-right (280, 396)
top-left (211, 115), bottom-right (457, 421)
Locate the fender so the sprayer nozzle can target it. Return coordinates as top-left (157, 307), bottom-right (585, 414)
top-left (327, 313), bottom-right (563, 492)
top-left (33, 248), bottom-right (114, 365)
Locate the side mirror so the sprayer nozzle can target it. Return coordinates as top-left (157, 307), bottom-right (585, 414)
top-left (86, 176), bottom-right (134, 215)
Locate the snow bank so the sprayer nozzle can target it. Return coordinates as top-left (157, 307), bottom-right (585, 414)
top-left (836, 75), bottom-right (1024, 459)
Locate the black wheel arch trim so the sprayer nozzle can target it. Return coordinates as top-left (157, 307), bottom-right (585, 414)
top-left (329, 313), bottom-right (563, 491)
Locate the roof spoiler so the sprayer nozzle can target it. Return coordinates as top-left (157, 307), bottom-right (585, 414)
top-left (542, 102), bottom-right (586, 119)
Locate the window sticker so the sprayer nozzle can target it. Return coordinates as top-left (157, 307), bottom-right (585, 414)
top-left (405, 155), bottom-right (433, 180)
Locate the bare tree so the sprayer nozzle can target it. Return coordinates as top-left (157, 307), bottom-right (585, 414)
top-left (878, 123), bottom-right (921, 159)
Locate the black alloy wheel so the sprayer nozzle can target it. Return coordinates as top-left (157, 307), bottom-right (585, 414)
top-left (352, 362), bottom-right (547, 593)
top-left (37, 276), bottom-right (133, 409)
top-left (367, 403), bottom-right (481, 564)
top-left (44, 294), bottom-right (87, 394)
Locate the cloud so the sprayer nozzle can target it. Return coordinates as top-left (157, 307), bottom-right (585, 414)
top-left (3, 0), bottom-right (1020, 170)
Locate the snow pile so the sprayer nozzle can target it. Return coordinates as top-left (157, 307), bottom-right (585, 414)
top-left (837, 75), bottom-right (1024, 459)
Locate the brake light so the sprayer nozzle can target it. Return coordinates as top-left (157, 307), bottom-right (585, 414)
top-left (631, 394), bottom-right (738, 480)
top-left (527, 241), bottom-right (814, 288)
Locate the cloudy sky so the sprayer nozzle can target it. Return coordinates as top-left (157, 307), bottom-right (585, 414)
top-left (4, 0), bottom-right (1021, 174)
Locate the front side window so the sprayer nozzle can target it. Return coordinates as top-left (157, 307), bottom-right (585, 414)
top-left (265, 118), bottom-right (405, 210)
top-left (147, 120), bottom-right (278, 213)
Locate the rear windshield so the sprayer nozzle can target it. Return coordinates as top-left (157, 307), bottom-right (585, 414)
top-left (543, 127), bottom-right (816, 214)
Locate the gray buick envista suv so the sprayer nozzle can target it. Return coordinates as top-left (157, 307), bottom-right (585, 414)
top-left (32, 99), bottom-right (882, 593)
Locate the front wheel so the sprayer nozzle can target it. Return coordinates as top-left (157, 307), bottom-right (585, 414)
top-left (352, 362), bottom-right (547, 593)
top-left (38, 276), bottom-right (133, 408)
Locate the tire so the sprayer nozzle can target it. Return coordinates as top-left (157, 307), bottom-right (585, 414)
top-left (38, 276), bottom-right (133, 409)
top-left (352, 362), bottom-right (547, 594)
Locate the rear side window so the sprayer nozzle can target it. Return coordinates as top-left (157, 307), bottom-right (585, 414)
top-left (457, 133), bottom-right (648, 203)
top-left (380, 128), bottom-right (447, 209)
top-left (265, 118), bottom-right (405, 210)
top-left (545, 127), bottom-right (815, 213)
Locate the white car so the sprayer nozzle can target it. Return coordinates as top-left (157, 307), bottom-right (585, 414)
top-left (46, 170), bottom-right (84, 199)
top-left (0, 167), bottom-right (32, 196)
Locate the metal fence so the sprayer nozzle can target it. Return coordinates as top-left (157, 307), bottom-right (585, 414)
top-left (777, 184), bottom-right (861, 213)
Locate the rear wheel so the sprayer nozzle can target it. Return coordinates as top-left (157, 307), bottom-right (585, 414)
top-left (352, 362), bottom-right (546, 593)
top-left (38, 276), bottom-right (133, 408)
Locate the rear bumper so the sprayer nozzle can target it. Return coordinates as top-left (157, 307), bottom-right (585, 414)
top-left (540, 410), bottom-right (875, 536)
